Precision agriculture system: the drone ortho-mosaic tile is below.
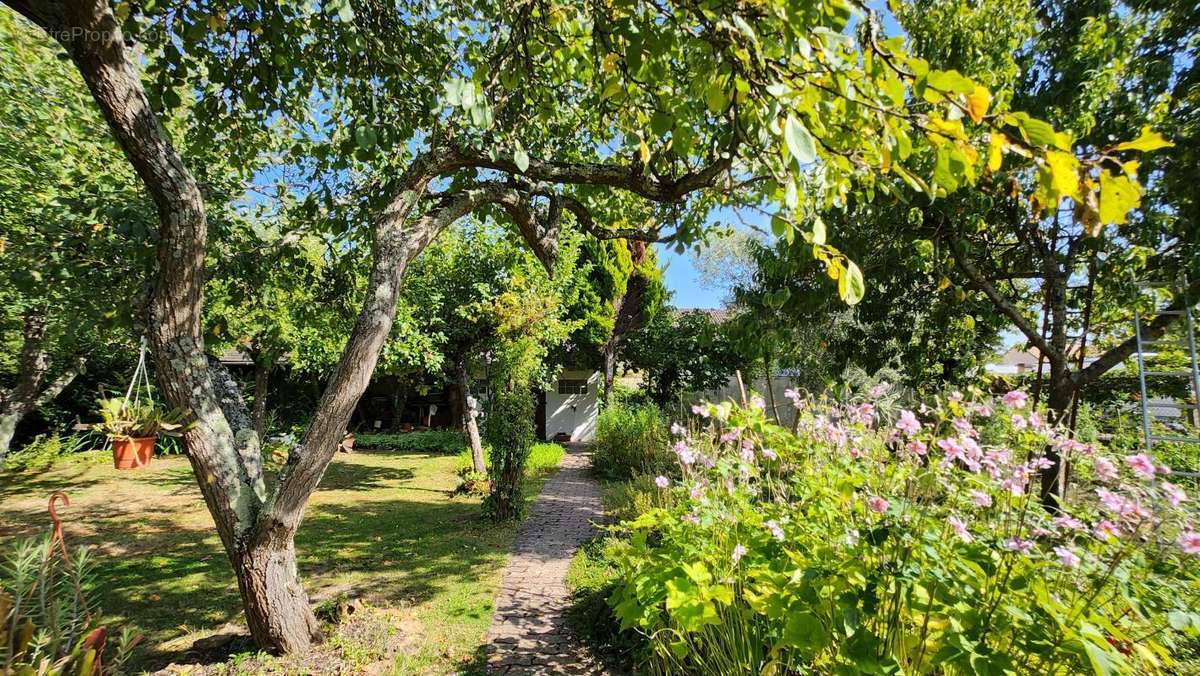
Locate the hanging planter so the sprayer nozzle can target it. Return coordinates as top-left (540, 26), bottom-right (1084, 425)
top-left (92, 396), bottom-right (188, 470)
top-left (91, 338), bottom-right (189, 470)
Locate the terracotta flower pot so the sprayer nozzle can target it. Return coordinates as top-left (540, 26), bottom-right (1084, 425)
top-left (112, 436), bottom-right (156, 470)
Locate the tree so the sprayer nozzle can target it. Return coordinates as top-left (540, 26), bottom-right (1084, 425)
top-left (401, 221), bottom-right (588, 472)
top-left (5, 0), bottom-right (1149, 652)
top-left (891, 0), bottom-right (1200, 501)
top-left (0, 11), bottom-right (153, 461)
top-left (730, 201), bottom-right (1009, 393)
top-left (625, 308), bottom-right (743, 408)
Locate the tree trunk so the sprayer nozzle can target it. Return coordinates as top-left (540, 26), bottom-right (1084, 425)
top-left (457, 361), bottom-right (485, 474)
top-left (1039, 380), bottom-right (1075, 509)
top-left (253, 359), bottom-right (271, 441)
top-left (234, 535), bottom-right (320, 652)
top-left (0, 310), bottom-right (84, 464)
top-left (0, 411), bottom-right (20, 465)
top-left (601, 343), bottom-right (617, 400)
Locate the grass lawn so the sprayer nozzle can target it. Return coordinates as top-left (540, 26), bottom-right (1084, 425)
top-left (0, 442), bottom-right (564, 674)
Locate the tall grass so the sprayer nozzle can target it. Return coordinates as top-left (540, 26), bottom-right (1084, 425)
top-left (591, 403), bottom-right (671, 481)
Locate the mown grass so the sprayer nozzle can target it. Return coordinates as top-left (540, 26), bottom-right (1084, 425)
top-left (0, 442), bottom-right (566, 673)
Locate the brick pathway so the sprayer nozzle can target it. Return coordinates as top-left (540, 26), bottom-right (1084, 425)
top-left (485, 444), bottom-right (605, 675)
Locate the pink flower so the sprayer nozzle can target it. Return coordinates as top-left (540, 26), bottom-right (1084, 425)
top-left (948, 516), bottom-right (974, 543)
top-left (750, 395), bottom-right (766, 411)
top-left (1003, 390), bottom-right (1028, 408)
top-left (732, 544), bottom-right (747, 563)
top-left (895, 410), bottom-right (921, 436)
top-left (1028, 412), bottom-right (1045, 430)
top-left (852, 402), bottom-right (876, 426)
top-left (1125, 453), bottom-right (1157, 480)
top-left (682, 514), bottom-right (700, 525)
top-left (739, 447), bottom-right (755, 462)
top-left (1054, 514), bottom-right (1085, 531)
top-left (690, 404), bottom-right (709, 417)
top-left (784, 388), bottom-right (802, 408)
top-left (689, 484), bottom-right (705, 499)
top-left (1179, 531), bottom-right (1200, 555)
top-left (953, 417), bottom-right (975, 436)
top-left (969, 490), bottom-right (992, 508)
top-left (671, 422), bottom-right (687, 436)
top-left (1094, 457), bottom-right (1118, 481)
top-left (949, 390), bottom-right (964, 403)
top-left (867, 496), bottom-right (889, 513)
top-left (674, 441), bottom-right (696, 465)
top-left (1162, 481), bottom-right (1188, 508)
top-left (938, 437), bottom-right (965, 462)
top-left (655, 475), bottom-right (670, 489)
top-left (1010, 414), bottom-right (1028, 430)
top-left (906, 440), bottom-right (928, 456)
top-left (1095, 520), bottom-right (1122, 540)
top-left (870, 382), bottom-right (891, 398)
top-left (1005, 537), bottom-right (1033, 553)
top-left (761, 448), bottom-right (777, 460)
top-left (1096, 488), bottom-right (1127, 514)
top-left (765, 520), bottom-right (785, 541)
top-left (973, 403), bottom-right (993, 417)
top-left (848, 447), bottom-right (863, 460)
top-left (1054, 546), bottom-right (1081, 568)
top-left (720, 431), bottom-right (739, 443)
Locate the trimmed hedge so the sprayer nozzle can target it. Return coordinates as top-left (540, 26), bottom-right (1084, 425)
top-left (354, 430), bottom-right (467, 454)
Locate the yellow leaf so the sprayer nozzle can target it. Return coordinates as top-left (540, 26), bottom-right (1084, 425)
top-left (639, 138), bottom-right (651, 165)
top-left (938, 276), bottom-right (951, 291)
top-left (1044, 150), bottom-right (1081, 200)
top-left (987, 133), bottom-right (1006, 172)
top-left (602, 53), bottom-right (619, 74)
top-left (965, 85), bottom-right (990, 124)
top-left (881, 141), bottom-right (891, 174)
top-left (1098, 170), bottom-right (1141, 227)
top-left (1113, 126), bottom-right (1173, 153)
top-left (1120, 159), bottom-right (1140, 178)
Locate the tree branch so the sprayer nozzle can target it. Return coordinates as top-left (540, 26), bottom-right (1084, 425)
top-left (1072, 278), bottom-right (1200, 389)
top-left (948, 241), bottom-right (1065, 366)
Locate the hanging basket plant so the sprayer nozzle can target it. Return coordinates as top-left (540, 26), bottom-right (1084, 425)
top-left (92, 396), bottom-right (188, 470)
top-left (91, 338), bottom-right (189, 470)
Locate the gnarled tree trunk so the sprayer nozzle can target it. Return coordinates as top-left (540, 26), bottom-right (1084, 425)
top-left (457, 360), bottom-right (485, 474)
top-left (0, 312), bottom-right (84, 464)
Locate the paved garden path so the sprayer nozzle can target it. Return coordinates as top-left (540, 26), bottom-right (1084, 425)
top-left (485, 444), bottom-right (605, 675)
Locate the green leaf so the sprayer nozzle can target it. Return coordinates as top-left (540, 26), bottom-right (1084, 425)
top-left (1016, 115), bottom-right (1058, 148)
top-left (811, 218), bottom-right (826, 245)
top-left (513, 147), bottom-right (529, 173)
top-left (784, 114), bottom-right (817, 166)
top-left (705, 80), bottom-right (727, 114)
top-left (839, 259), bottom-right (865, 305)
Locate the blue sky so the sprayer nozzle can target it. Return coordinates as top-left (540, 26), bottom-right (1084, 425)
top-left (658, 245), bottom-right (722, 309)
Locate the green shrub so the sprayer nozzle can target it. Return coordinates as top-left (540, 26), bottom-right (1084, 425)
top-left (566, 537), bottom-right (646, 672)
top-left (602, 473), bottom-right (675, 522)
top-left (5, 433), bottom-right (91, 471)
top-left (607, 393), bottom-right (1200, 674)
top-left (592, 403), bottom-right (671, 481)
top-left (526, 442), bottom-right (565, 476)
top-left (483, 391), bottom-right (535, 520)
top-left (2, 528), bottom-right (140, 672)
top-left (354, 430), bottom-right (467, 454)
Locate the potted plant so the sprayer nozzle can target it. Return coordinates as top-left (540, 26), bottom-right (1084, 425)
top-left (92, 396), bottom-right (188, 470)
top-left (340, 431), bottom-right (355, 453)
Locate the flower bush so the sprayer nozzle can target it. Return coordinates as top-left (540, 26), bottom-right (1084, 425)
top-left (607, 387), bottom-right (1200, 674)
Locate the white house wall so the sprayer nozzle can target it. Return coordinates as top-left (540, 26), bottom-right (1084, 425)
top-left (545, 370), bottom-right (600, 442)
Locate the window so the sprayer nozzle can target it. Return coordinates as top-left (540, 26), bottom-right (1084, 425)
top-left (557, 378), bottom-right (588, 395)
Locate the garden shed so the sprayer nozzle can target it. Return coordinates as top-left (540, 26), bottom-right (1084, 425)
top-left (541, 370), bottom-right (600, 442)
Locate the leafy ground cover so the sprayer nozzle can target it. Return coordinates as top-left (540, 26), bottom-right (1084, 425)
top-left (0, 443), bottom-right (564, 673)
